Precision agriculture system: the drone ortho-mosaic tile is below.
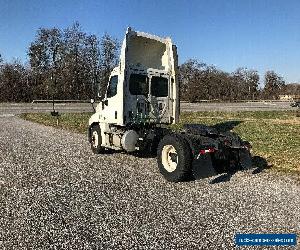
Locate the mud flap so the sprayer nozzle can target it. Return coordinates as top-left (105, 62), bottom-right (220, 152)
top-left (192, 154), bottom-right (217, 179)
top-left (239, 149), bottom-right (252, 170)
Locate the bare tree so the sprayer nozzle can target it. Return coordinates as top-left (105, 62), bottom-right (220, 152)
top-left (84, 34), bottom-right (100, 99)
top-left (232, 68), bottom-right (259, 100)
top-left (27, 23), bottom-right (120, 100)
top-left (179, 60), bottom-right (236, 102)
top-left (28, 27), bottom-right (63, 99)
top-left (283, 83), bottom-right (300, 96)
top-left (263, 71), bottom-right (285, 99)
top-left (99, 33), bottom-right (120, 98)
top-left (0, 60), bottom-right (31, 102)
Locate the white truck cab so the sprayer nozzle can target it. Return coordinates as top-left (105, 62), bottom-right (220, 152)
top-left (89, 28), bottom-right (179, 151)
top-left (90, 27), bottom-right (179, 126)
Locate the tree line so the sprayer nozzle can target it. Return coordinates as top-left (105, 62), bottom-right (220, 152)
top-left (179, 59), bottom-right (299, 102)
top-left (0, 23), bottom-right (299, 102)
top-left (0, 22), bottom-right (119, 102)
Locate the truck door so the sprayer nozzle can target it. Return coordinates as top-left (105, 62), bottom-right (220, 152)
top-left (101, 75), bottom-right (123, 124)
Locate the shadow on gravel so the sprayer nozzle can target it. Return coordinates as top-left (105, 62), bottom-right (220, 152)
top-left (205, 155), bottom-right (272, 184)
top-left (251, 156), bottom-right (272, 174)
top-left (103, 148), bottom-right (121, 154)
top-left (130, 150), bottom-right (271, 184)
top-left (209, 171), bottom-right (236, 184)
top-left (130, 151), bottom-right (156, 159)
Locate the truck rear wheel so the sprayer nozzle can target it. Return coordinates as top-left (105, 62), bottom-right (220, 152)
top-left (157, 134), bottom-right (192, 182)
top-left (90, 124), bottom-right (105, 154)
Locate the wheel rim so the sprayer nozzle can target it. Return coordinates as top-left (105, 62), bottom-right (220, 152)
top-left (91, 130), bottom-right (98, 148)
top-left (161, 145), bottom-right (178, 172)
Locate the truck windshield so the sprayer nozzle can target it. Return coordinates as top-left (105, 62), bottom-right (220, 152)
top-left (151, 76), bottom-right (168, 97)
top-left (129, 74), bottom-right (149, 96)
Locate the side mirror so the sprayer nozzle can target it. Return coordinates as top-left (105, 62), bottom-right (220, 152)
top-left (101, 99), bottom-right (108, 110)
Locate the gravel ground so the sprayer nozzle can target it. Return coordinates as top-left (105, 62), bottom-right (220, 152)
top-left (0, 116), bottom-right (299, 249)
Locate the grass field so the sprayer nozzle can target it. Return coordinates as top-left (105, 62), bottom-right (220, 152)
top-left (20, 111), bottom-right (300, 174)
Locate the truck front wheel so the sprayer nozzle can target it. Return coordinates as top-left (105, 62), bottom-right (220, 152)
top-left (157, 134), bottom-right (192, 182)
top-left (90, 124), bottom-right (105, 154)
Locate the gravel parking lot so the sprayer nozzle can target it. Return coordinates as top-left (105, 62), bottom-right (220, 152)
top-left (1, 116), bottom-right (299, 249)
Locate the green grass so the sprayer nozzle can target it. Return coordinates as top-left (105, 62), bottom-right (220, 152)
top-left (19, 111), bottom-right (300, 173)
top-left (20, 113), bottom-right (93, 134)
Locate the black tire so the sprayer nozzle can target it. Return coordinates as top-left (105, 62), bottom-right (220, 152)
top-left (90, 124), bottom-right (105, 154)
top-left (157, 134), bottom-right (192, 182)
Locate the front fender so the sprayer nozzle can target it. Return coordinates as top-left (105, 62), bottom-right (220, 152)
top-left (88, 113), bottom-right (100, 126)
top-left (88, 113), bottom-right (100, 142)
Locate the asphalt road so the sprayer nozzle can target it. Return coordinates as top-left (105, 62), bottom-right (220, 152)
top-left (1, 116), bottom-right (299, 249)
top-left (0, 101), bottom-right (295, 116)
top-left (181, 101), bottom-right (294, 112)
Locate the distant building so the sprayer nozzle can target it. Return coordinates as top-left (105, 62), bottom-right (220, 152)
top-left (279, 94), bottom-right (300, 100)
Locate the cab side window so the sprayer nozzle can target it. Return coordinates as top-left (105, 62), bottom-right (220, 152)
top-left (107, 75), bottom-right (118, 98)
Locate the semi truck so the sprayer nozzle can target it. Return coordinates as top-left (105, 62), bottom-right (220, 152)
top-left (88, 27), bottom-right (252, 182)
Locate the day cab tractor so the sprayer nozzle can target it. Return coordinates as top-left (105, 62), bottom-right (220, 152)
top-left (88, 28), bottom-right (252, 182)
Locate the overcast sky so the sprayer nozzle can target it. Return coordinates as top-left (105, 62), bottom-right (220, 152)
top-left (0, 0), bottom-right (299, 83)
